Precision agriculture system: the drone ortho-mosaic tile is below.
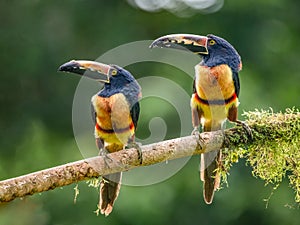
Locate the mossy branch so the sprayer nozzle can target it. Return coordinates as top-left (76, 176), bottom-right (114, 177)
top-left (223, 108), bottom-right (300, 202)
top-left (0, 109), bottom-right (299, 204)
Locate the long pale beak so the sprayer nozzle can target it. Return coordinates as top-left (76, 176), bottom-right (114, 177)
top-left (150, 34), bottom-right (209, 55)
top-left (58, 60), bottom-right (111, 83)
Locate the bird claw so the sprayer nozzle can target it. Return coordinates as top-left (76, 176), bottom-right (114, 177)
top-left (191, 127), bottom-right (204, 150)
top-left (191, 127), bottom-right (200, 136)
top-left (235, 120), bottom-right (253, 140)
top-left (126, 142), bottom-right (143, 164)
top-left (98, 149), bottom-right (115, 168)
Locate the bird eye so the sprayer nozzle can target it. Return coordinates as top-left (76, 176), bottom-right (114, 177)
top-left (209, 39), bottom-right (216, 45)
top-left (111, 69), bottom-right (118, 76)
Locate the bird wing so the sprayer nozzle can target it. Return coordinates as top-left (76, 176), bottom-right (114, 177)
top-left (130, 102), bottom-right (140, 130)
top-left (192, 79), bottom-right (196, 94)
top-left (232, 71), bottom-right (240, 97)
top-left (91, 103), bottom-right (104, 150)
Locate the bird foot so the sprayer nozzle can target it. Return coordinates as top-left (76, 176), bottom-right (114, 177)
top-left (235, 120), bottom-right (253, 140)
top-left (191, 127), bottom-right (200, 136)
top-left (126, 142), bottom-right (143, 164)
top-left (191, 127), bottom-right (204, 151)
top-left (222, 129), bottom-right (230, 147)
top-left (99, 149), bottom-right (117, 169)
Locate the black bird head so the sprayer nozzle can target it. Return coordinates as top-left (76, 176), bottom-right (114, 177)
top-left (150, 34), bottom-right (242, 73)
top-left (58, 60), bottom-right (141, 104)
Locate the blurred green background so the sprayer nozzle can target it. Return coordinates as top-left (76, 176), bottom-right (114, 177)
top-left (0, 0), bottom-right (299, 224)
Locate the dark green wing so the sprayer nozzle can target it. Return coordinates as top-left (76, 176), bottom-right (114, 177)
top-left (91, 103), bottom-right (97, 126)
top-left (130, 102), bottom-right (140, 130)
top-left (91, 103), bottom-right (104, 150)
top-left (232, 71), bottom-right (240, 97)
top-left (192, 79), bottom-right (196, 93)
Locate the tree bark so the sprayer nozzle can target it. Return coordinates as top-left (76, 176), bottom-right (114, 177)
top-left (0, 130), bottom-right (224, 203)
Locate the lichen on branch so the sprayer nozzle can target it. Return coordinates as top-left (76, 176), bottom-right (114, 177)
top-left (222, 108), bottom-right (300, 202)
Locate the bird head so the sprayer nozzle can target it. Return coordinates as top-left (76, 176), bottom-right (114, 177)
top-left (103, 64), bottom-right (139, 91)
top-left (58, 60), bottom-right (141, 102)
top-left (58, 60), bottom-right (139, 88)
top-left (150, 34), bottom-right (242, 72)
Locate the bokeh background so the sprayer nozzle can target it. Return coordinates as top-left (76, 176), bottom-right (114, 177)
top-left (0, 0), bottom-right (300, 224)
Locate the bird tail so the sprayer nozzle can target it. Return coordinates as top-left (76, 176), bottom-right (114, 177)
top-left (200, 123), bottom-right (222, 204)
top-left (99, 172), bottom-right (122, 216)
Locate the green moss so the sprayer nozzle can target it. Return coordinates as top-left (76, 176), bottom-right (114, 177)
top-left (221, 108), bottom-right (300, 203)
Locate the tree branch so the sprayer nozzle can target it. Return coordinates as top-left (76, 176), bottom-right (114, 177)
top-left (0, 131), bottom-right (224, 203)
top-left (0, 109), bottom-right (299, 204)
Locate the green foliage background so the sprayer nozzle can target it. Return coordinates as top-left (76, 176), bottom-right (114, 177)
top-left (0, 0), bottom-right (299, 224)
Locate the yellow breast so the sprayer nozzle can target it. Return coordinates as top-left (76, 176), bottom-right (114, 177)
top-left (191, 64), bottom-right (239, 124)
top-left (91, 93), bottom-right (135, 151)
top-left (195, 64), bottom-right (236, 101)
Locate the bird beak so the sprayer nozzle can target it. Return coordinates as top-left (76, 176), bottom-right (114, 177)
top-left (58, 60), bottom-right (111, 83)
top-left (150, 34), bottom-right (209, 55)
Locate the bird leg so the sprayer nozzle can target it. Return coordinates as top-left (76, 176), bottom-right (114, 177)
top-left (191, 126), bottom-right (200, 136)
top-left (191, 106), bottom-right (204, 136)
top-left (96, 138), bottom-right (116, 168)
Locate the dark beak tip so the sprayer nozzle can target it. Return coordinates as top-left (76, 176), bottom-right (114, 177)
top-left (149, 39), bottom-right (167, 49)
top-left (57, 61), bottom-right (80, 73)
top-left (57, 65), bottom-right (65, 72)
top-left (149, 41), bottom-right (158, 49)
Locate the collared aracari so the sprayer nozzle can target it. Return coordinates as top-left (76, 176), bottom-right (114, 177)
top-left (58, 60), bottom-right (142, 216)
top-left (150, 34), bottom-right (251, 204)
